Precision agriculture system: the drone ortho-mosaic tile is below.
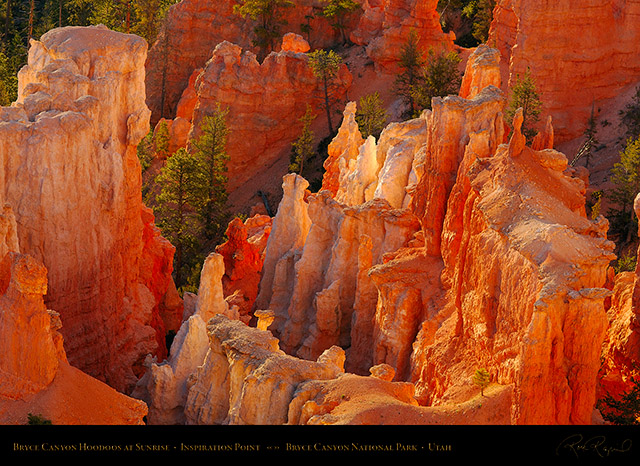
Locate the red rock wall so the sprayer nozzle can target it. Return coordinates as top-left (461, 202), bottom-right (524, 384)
top-left (145, 0), bottom-right (359, 124)
top-left (187, 41), bottom-right (352, 193)
top-left (351, 0), bottom-right (455, 71)
top-left (489, 0), bottom-right (640, 142)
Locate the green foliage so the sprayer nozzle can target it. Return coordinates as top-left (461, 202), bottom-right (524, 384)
top-left (155, 147), bottom-right (208, 287)
top-left (233, 0), bottom-right (294, 60)
top-left (300, 13), bottom-right (313, 43)
top-left (136, 129), bottom-right (154, 172)
top-left (190, 106), bottom-right (231, 243)
top-left (395, 32), bottom-right (462, 118)
top-left (27, 413), bottom-right (52, 425)
top-left (588, 190), bottom-right (603, 221)
top-left (64, 0), bottom-right (176, 44)
top-left (438, 0), bottom-right (495, 47)
top-left (606, 137), bottom-right (640, 244)
top-left (308, 48), bottom-right (343, 134)
top-left (620, 86), bottom-right (640, 142)
top-left (394, 29), bottom-right (425, 116)
top-left (131, 0), bottom-right (175, 44)
top-left (598, 377), bottom-right (640, 425)
top-left (178, 253), bottom-right (206, 296)
top-left (462, 0), bottom-right (496, 44)
top-left (410, 46), bottom-right (462, 116)
top-left (289, 104), bottom-right (316, 176)
top-left (505, 68), bottom-right (542, 143)
top-left (154, 120), bottom-right (171, 158)
top-left (319, 0), bottom-right (359, 44)
top-left (473, 368), bottom-right (490, 396)
top-left (0, 47), bottom-right (18, 105)
top-left (614, 251), bottom-right (637, 274)
top-left (355, 92), bottom-right (387, 139)
top-left (581, 103), bottom-right (599, 169)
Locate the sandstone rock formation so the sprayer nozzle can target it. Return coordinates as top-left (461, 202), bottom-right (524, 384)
top-left (184, 314), bottom-right (346, 425)
top-left (255, 108), bottom-right (425, 374)
top-left (186, 40), bottom-right (352, 194)
top-left (0, 251), bottom-right (58, 399)
top-left (598, 193), bottom-right (640, 403)
top-left (281, 32), bottom-right (311, 54)
top-left (145, 0), bottom-right (359, 123)
top-left (133, 252), bottom-right (238, 424)
top-left (0, 26), bottom-right (180, 393)
top-left (216, 214), bottom-right (272, 322)
top-left (489, 0), bottom-right (640, 142)
top-left (409, 111), bottom-right (615, 424)
top-left (0, 206), bottom-right (147, 425)
top-left (350, 0), bottom-right (455, 71)
top-left (246, 44), bottom-right (617, 425)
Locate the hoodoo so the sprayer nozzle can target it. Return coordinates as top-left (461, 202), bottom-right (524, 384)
top-left (0, 26), bottom-right (181, 393)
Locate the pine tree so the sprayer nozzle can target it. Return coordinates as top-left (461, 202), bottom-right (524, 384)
top-left (190, 106), bottom-right (230, 243)
top-left (461, 0), bottom-right (496, 44)
top-left (581, 102), bottom-right (599, 169)
top-left (505, 68), bottom-right (542, 143)
top-left (155, 147), bottom-right (208, 288)
top-left (0, 47), bottom-right (17, 105)
top-left (599, 377), bottom-right (640, 425)
top-left (473, 368), bottom-right (490, 396)
top-left (620, 86), bottom-right (640, 142)
top-left (136, 129), bottom-right (154, 172)
top-left (411, 46), bottom-right (462, 116)
top-left (308, 48), bottom-right (343, 134)
top-left (355, 92), bottom-right (388, 139)
top-left (394, 29), bottom-right (425, 117)
top-left (607, 136), bottom-right (640, 244)
top-left (233, 0), bottom-right (294, 61)
top-left (320, 0), bottom-right (359, 45)
top-left (300, 13), bottom-right (313, 44)
top-left (289, 104), bottom-right (316, 176)
top-left (154, 119), bottom-right (171, 158)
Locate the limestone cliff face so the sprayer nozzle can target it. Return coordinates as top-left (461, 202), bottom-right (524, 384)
top-left (145, 0), bottom-right (360, 124)
top-left (0, 26), bottom-right (180, 393)
top-left (489, 0), bottom-right (640, 141)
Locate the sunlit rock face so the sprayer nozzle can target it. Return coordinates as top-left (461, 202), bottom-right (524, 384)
top-left (411, 112), bottom-right (615, 424)
top-left (216, 214), bottom-right (272, 323)
top-left (0, 205), bottom-right (147, 424)
top-left (598, 194), bottom-right (640, 404)
top-left (350, 0), bottom-right (455, 71)
top-left (186, 40), bottom-right (352, 194)
top-left (145, 0), bottom-right (361, 124)
top-left (0, 26), bottom-right (180, 393)
top-left (489, 0), bottom-right (640, 142)
top-left (247, 44), bottom-right (617, 425)
top-left (0, 246), bottom-right (57, 399)
top-left (184, 314), bottom-right (346, 425)
top-left (255, 108), bottom-right (424, 374)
